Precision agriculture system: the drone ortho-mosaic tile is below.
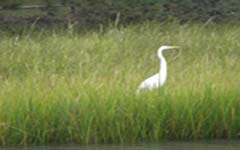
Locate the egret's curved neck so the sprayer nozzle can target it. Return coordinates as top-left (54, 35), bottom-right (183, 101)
top-left (159, 51), bottom-right (167, 86)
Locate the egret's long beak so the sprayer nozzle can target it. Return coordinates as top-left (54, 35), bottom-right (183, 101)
top-left (169, 46), bottom-right (180, 49)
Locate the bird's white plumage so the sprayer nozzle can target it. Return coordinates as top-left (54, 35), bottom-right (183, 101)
top-left (136, 45), bottom-right (179, 94)
top-left (137, 73), bottom-right (160, 90)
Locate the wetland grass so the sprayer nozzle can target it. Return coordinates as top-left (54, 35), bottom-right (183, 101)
top-left (0, 23), bottom-right (240, 145)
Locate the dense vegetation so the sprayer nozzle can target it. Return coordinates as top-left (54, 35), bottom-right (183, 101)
top-left (0, 0), bottom-right (239, 25)
top-left (0, 23), bottom-right (239, 145)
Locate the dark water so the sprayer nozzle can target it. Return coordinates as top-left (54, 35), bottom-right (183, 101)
top-left (2, 141), bottom-right (240, 150)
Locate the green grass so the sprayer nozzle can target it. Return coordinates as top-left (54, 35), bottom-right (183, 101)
top-left (0, 22), bottom-right (240, 145)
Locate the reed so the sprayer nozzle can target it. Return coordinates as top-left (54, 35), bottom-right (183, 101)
top-left (0, 22), bottom-right (239, 145)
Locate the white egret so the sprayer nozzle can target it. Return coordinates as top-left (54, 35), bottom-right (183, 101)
top-left (136, 45), bottom-right (179, 94)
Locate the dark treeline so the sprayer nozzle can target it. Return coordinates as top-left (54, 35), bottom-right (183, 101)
top-left (0, 0), bottom-right (240, 25)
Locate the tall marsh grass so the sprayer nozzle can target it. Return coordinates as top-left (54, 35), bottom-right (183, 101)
top-left (0, 23), bottom-right (240, 145)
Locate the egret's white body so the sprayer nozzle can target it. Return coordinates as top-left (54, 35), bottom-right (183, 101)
top-left (136, 45), bottom-right (179, 94)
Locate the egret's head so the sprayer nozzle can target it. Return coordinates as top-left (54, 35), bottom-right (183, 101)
top-left (158, 45), bottom-right (179, 58)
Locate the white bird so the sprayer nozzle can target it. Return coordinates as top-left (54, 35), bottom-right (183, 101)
top-left (136, 45), bottom-right (179, 94)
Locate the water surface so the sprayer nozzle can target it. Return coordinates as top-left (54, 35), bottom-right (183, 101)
top-left (3, 141), bottom-right (240, 150)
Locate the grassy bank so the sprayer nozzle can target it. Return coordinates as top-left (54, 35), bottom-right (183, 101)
top-left (0, 23), bottom-right (240, 145)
